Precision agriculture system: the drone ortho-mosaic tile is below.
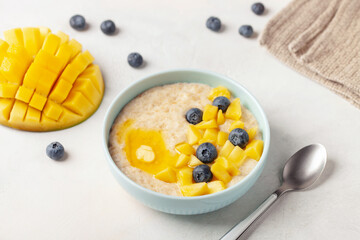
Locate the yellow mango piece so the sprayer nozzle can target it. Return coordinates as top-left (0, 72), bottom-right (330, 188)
top-left (229, 120), bottom-right (245, 132)
top-left (216, 157), bottom-right (240, 176)
top-left (228, 146), bottom-right (246, 167)
top-left (43, 100), bottom-right (63, 121)
top-left (79, 64), bottom-right (104, 93)
top-left (67, 39), bottom-right (82, 59)
top-left (155, 167), bottom-right (177, 183)
top-left (195, 119), bottom-right (217, 129)
top-left (217, 131), bottom-right (229, 146)
top-left (0, 82), bottom-right (19, 98)
top-left (40, 114), bottom-right (57, 126)
top-left (181, 182), bottom-right (208, 197)
top-left (245, 140), bottom-right (264, 161)
top-left (56, 43), bottom-right (73, 69)
top-left (24, 107), bottom-right (41, 123)
top-left (207, 181), bottom-right (226, 194)
top-left (15, 86), bottom-right (34, 103)
top-left (175, 143), bottom-right (195, 155)
top-left (48, 78), bottom-right (73, 103)
top-left (0, 98), bottom-right (15, 121)
top-left (38, 27), bottom-right (51, 43)
top-left (208, 86), bottom-right (231, 101)
top-left (34, 67), bottom-right (58, 96)
top-left (6, 44), bottom-right (32, 67)
top-left (73, 77), bottom-right (100, 105)
top-left (247, 127), bottom-right (257, 141)
top-left (0, 40), bottom-right (9, 63)
top-left (211, 162), bottom-right (232, 183)
top-left (0, 56), bottom-right (28, 84)
top-left (203, 104), bottom-right (218, 121)
top-left (22, 27), bottom-right (42, 56)
top-left (186, 125), bottom-right (203, 145)
top-left (219, 140), bottom-right (235, 158)
top-left (3, 28), bottom-right (24, 46)
top-left (29, 92), bottom-right (47, 111)
top-left (9, 100), bottom-right (28, 122)
top-left (22, 64), bottom-right (40, 89)
top-left (178, 168), bottom-right (193, 185)
top-left (56, 31), bottom-right (69, 44)
top-left (34, 50), bottom-right (63, 74)
top-left (60, 63), bottom-right (82, 84)
top-left (175, 154), bottom-right (190, 168)
top-left (42, 33), bottom-right (61, 55)
top-left (201, 128), bottom-right (218, 144)
top-left (63, 91), bottom-right (93, 116)
top-left (217, 109), bottom-right (225, 125)
top-left (63, 51), bottom-right (94, 81)
top-left (188, 155), bottom-right (203, 167)
top-left (225, 98), bottom-right (242, 120)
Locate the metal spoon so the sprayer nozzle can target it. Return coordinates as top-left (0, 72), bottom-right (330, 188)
top-left (220, 144), bottom-right (327, 240)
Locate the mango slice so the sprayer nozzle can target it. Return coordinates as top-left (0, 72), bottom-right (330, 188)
top-left (0, 27), bottom-right (104, 131)
top-left (181, 182), bottom-right (209, 197)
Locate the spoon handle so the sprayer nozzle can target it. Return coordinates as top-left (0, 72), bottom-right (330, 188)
top-left (220, 193), bottom-right (279, 240)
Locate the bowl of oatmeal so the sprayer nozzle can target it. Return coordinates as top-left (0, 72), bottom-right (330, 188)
top-left (103, 69), bottom-right (270, 215)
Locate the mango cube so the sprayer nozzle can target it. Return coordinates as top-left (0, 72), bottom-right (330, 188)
top-left (155, 167), bottom-right (177, 183)
top-left (229, 120), bottom-right (245, 132)
top-left (3, 28), bottom-right (24, 46)
top-left (42, 33), bottom-right (61, 55)
top-left (56, 43), bottom-right (73, 68)
top-left (175, 154), bottom-right (190, 168)
top-left (62, 91), bottom-right (93, 116)
top-left (181, 182), bottom-right (208, 197)
top-left (67, 39), bottom-right (82, 59)
top-left (9, 100), bottom-right (27, 122)
top-left (56, 31), bottom-right (69, 44)
top-left (38, 27), bottom-right (51, 43)
top-left (29, 92), bottom-right (47, 111)
top-left (225, 98), bottom-right (242, 120)
top-left (217, 131), bottom-right (229, 146)
top-left (6, 44), bottom-right (32, 67)
top-left (175, 143), bottom-right (195, 155)
top-left (43, 100), bottom-right (63, 121)
top-left (73, 77), bottom-right (100, 105)
top-left (24, 107), bottom-right (41, 123)
top-left (0, 83), bottom-right (19, 98)
top-left (217, 109), bottom-right (225, 125)
top-left (216, 157), bottom-right (240, 176)
top-left (79, 64), bottom-right (104, 93)
top-left (208, 181), bottom-right (226, 194)
top-left (0, 99), bottom-right (15, 121)
top-left (34, 67), bottom-right (58, 96)
top-left (0, 40), bottom-right (9, 63)
top-left (201, 128), bottom-right (218, 144)
top-left (188, 155), bottom-right (203, 167)
top-left (48, 78), bottom-right (73, 103)
top-left (211, 162), bottom-right (232, 183)
top-left (219, 140), bottom-right (235, 158)
top-left (228, 146), bottom-right (246, 167)
top-left (245, 140), bottom-right (264, 161)
top-left (203, 104), bottom-right (218, 121)
top-left (22, 27), bottom-right (42, 57)
top-left (208, 86), bottom-right (231, 101)
top-left (186, 125), bottom-right (203, 145)
top-left (0, 56), bottom-right (28, 84)
top-left (178, 168), bottom-right (193, 185)
top-left (34, 50), bottom-right (63, 74)
top-left (22, 64), bottom-right (40, 89)
top-left (195, 119), bottom-right (217, 129)
top-left (15, 86), bottom-right (34, 103)
top-left (247, 127), bottom-right (257, 141)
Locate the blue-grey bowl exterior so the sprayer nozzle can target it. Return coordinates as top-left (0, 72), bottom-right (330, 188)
top-left (103, 69), bottom-right (270, 215)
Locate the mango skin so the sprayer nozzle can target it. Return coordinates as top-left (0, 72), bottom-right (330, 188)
top-left (0, 27), bottom-right (104, 132)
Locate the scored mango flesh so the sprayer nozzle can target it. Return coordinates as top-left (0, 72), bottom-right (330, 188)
top-left (0, 27), bottom-right (104, 131)
top-left (116, 86), bottom-right (264, 197)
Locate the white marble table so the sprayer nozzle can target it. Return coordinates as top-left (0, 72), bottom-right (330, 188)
top-left (1, 0), bottom-right (360, 239)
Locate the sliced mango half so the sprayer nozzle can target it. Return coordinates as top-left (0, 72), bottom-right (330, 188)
top-left (0, 27), bottom-right (104, 131)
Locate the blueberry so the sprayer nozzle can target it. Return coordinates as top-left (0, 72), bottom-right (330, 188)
top-left (69, 15), bottom-right (86, 31)
top-left (251, 2), bottom-right (265, 15)
top-left (185, 108), bottom-right (203, 125)
top-left (229, 128), bottom-right (249, 148)
top-left (127, 52), bottom-right (143, 68)
top-left (196, 142), bottom-right (218, 164)
top-left (100, 20), bottom-right (116, 35)
top-left (239, 25), bottom-right (254, 38)
top-left (193, 165), bottom-right (213, 183)
top-left (212, 96), bottom-right (231, 113)
top-left (206, 16), bottom-right (222, 32)
top-left (46, 142), bottom-right (65, 161)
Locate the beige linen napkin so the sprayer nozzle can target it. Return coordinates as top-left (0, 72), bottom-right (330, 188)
top-left (260, 0), bottom-right (360, 108)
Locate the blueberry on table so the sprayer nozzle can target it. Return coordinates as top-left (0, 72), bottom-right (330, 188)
top-left (100, 20), bottom-right (116, 35)
top-left (185, 108), bottom-right (203, 125)
top-left (229, 128), bottom-right (249, 148)
top-left (239, 25), bottom-right (254, 38)
top-left (69, 15), bottom-right (86, 30)
top-left (127, 52), bottom-right (143, 68)
top-left (196, 142), bottom-right (218, 164)
top-left (251, 2), bottom-right (265, 15)
top-left (212, 96), bottom-right (231, 113)
top-left (46, 142), bottom-right (65, 161)
top-left (193, 165), bottom-right (213, 183)
top-left (206, 16), bottom-right (222, 32)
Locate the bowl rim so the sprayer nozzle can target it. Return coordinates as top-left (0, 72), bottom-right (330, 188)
top-left (102, 68), bottom-right (270, 201)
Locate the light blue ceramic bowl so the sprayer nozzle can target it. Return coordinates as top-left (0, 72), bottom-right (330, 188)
top-left (103, 69), bottom-right (270, 215)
